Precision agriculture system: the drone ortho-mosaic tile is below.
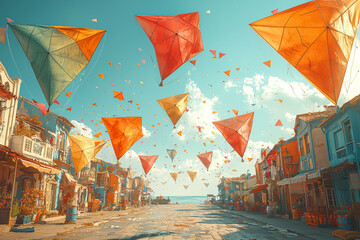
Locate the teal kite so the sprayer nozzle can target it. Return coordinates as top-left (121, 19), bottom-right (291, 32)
top-left (9, 24), bottom-right (105, 106)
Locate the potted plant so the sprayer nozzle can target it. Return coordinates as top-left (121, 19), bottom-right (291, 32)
top-left (18, 188), bottom-right (43, 224)
top-left (9, 200), bottom-right (20, 228)
top-left (334, 206), bottom-right (353, 230)
top-left (0, 192), bottom-right (11, 224)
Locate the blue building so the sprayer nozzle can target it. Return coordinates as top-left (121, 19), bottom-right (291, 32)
top-left (12, 97), bottom-right (74, 211)
top-left (320, 96), bottom-right (360, 207)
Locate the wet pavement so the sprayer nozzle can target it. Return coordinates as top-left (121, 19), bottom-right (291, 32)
top-left (1, 204), bottom-right (334, 239)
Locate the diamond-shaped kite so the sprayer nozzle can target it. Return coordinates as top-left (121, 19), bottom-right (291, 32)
top-left (68, 135), bottom-right (106, 172)
top-left (250, 0), bottom-right (360, 104)
top-left (139, 155), bottom-right (158, 175)
top-left (157, 93), bottom-right (189, 126)
top-left (197, 151), bottom-right (213, 170)
top-left (102, 117), bottom-right (144, 160)
top-left (213, 112), bottom-right (254, 158)
top-left (136, 12), bottom-right (204, 86)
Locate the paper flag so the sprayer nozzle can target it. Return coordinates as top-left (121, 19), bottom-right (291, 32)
top-left (275, 120), bottom-right (283, 126)
top-left (271, 9), bottom-right (279, 14)
top-left (263, 60), bottom-right (271, 68)
top-left (209, 50), bottom-right (216, 57)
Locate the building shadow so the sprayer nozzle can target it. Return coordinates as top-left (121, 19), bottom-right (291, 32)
top-left (109, 231), bottom-right (174, 240)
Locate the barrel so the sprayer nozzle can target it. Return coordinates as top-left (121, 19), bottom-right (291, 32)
top-left (65, 207), bottom-right (77, 223)
top-left (338, 216), bottom-right (352, 230)
top-left (292, 209), bottom-right (300, 220)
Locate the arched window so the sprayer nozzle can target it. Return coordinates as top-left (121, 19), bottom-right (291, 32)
top-left (4, 82), bottom-right (9, 91)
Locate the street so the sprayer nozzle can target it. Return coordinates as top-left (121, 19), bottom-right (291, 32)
top-left (0, 204), bottom-right (338, 240)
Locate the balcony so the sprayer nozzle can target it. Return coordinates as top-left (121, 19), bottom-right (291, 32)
top-left (79, 169), bottom-right (96, 185)
top-left (10, 135), bottom-right (53, 163)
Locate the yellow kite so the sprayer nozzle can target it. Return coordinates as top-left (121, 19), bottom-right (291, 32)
top-left (157, 93), bottom-right (189, 126)
top-left (68, 135), bottom-right (106, 172)
top-left (187, 171), bottom-right (197, 182)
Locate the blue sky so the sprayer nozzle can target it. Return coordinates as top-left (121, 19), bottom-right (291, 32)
top-left (1, 0), bottom-right (360, 196)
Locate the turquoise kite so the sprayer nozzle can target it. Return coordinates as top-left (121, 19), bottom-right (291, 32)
top-left (9, 24), bottom-right (106, 106)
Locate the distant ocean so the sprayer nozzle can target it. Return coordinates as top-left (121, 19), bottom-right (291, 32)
top-left (163, 196), bottom-right (207, 204)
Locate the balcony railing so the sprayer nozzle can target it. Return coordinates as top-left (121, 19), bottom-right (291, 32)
top-left (10, 135), bottom-right (54, 163)
top-left (79, 170), bottom-right (96, 185)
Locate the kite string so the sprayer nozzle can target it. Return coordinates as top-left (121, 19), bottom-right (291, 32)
top-left (6, 25), bottom-right (35, 101)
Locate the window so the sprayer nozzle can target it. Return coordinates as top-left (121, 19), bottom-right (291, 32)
top-left (334, 129), bottom-right (346, 159)
top-left (344, 121), bottom-right (353, 144)
top-left (304, 134), bottom-right (311, 154)
top-left (56, 132), bottom-right (65, 150)
top-left (4, 82), bottom-right (9, 91)
top-left (334, 130), bottom-right (345, 149)
top-left (299, 137), bottom-right (305, 156)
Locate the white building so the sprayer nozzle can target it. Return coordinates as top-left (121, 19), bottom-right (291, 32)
top-left (0, 62), bottom-right (21, 147)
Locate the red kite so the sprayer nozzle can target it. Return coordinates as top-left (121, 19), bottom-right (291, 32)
top-left (197, 151), bottom-right (213, 170)
top-left (136, 12), bottom-right (204, 86)
top-left (250, 0), bottom-right (360, 104)
top-left (139, 155), bottom-right (158, 175)
top-left (213, 112), bottom-right (254, 158)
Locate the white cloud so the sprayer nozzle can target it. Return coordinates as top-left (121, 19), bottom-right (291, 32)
top-left (243, 85), bottom-right (255, 105)
top-left (281, 127), bottom-right (295, 136)
top-left (244, 74), bottom-right (264, 91)
top-left (172, 79), bottom-right (220, 141)
top-left (224, 80), bottom-right (237, 91)
top-left (69, 120), bottom-right (93, 138)
top-left (142, 127), bottom-right (151, 138)
top-left (285, 112), bottom-right (295, 123)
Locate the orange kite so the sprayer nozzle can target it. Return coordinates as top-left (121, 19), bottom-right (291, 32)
top-left (250, 0), bottom-right (360, 104)
top-left (113, 90), bottom-right (124, 101)
top-left (157, 93), bottom-right (189, 126)
top-left (213, 112), bottom-right (254, 159)
top-left (102, 117), bottom-right (144, 160)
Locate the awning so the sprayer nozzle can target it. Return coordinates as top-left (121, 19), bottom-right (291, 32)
top-left (278, 178), bottom-right (291, 186)
top-left (19, 159), bottom-right (60, 175)
top-left (307, 168), bottom-right (325, 180)
top-left (291, 173), bottom-right (307, 183)
top-left (250, 184), bottom-right (268, 193)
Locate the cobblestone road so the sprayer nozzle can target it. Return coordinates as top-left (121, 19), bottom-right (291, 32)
top-left (38, 204), bottom-right (313, 240)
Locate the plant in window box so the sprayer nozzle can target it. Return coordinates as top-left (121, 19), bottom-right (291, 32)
top-left (17, 188), bottom-right (43, 224)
